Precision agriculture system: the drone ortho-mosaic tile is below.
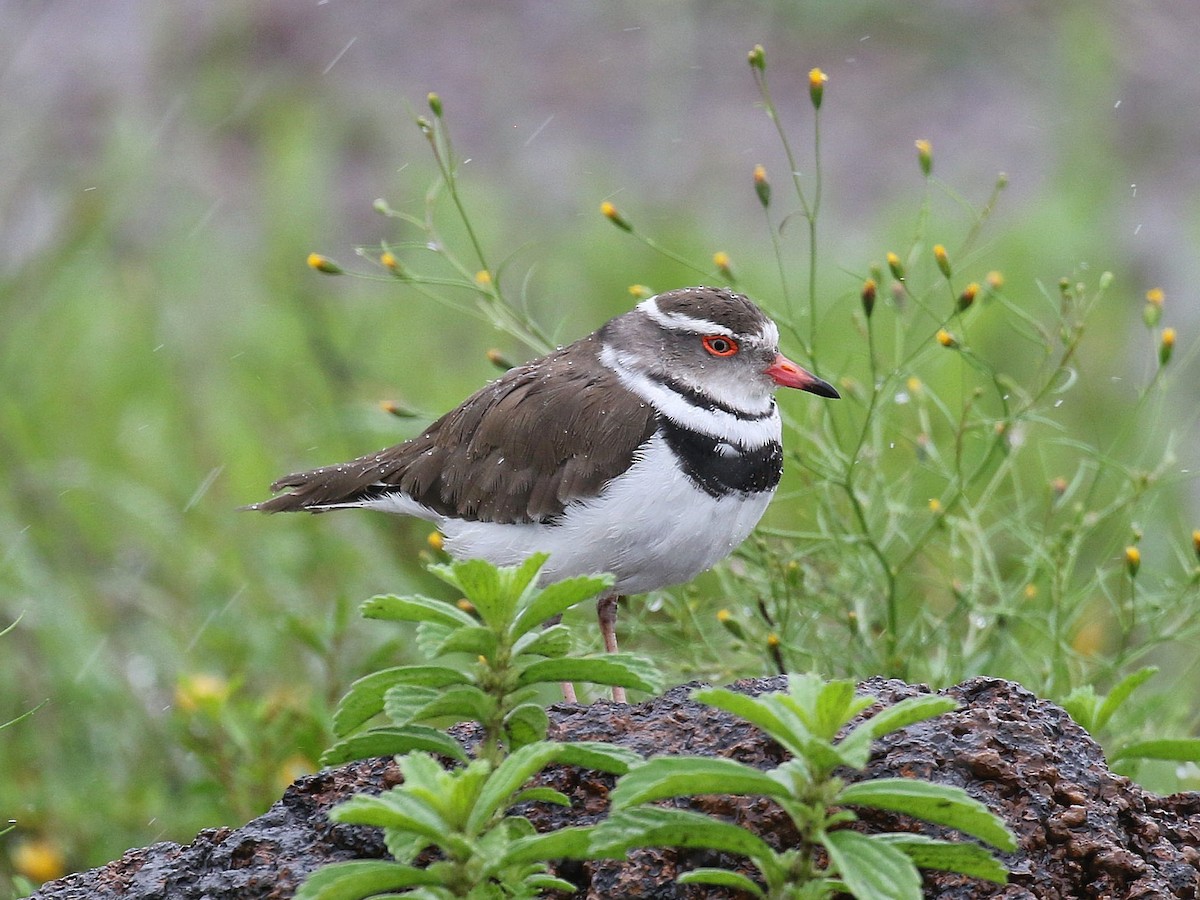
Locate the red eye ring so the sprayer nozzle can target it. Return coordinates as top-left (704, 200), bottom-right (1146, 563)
top-left (702, 335), bottom-right (740, 357)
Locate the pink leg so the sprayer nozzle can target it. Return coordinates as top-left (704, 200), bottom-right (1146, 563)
top-left (597, 594), bottom-right (627, 703)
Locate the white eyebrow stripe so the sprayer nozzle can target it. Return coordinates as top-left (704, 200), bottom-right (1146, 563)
top-left (637, 296), bottom-right (735, 337)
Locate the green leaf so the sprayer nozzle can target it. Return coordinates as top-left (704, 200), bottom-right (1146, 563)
top-left (590, 807), bottom-right (774, 861)
top-left (610, 756), bottom-right (789, 809)
top-left (414, 621), bottom-right (454, 659)
top-left (506, 825), bottom-right (599, 864)
top-left (824, 829), bottom-right (922, 900)
top-left (431, 558), bottom-right (508, 627)
top-left (504, 703), bottom-right (550, 749)
top-left (518, 654), bottom-right (662, 693)
top-left (294, 860), bottom-right (441, 900)
top-left (330, 792), bottom-right (449, 842)
top-left (525, 874), bottom-right (579, 893)
top-left (1110, 737), bottom-right (1200, 764)
top-left (512, 623), bottom-right (573, 659)
top-left (856, 695), bottom-right (959, 741)
top-left (362, 593), bottom-right (477, 628)
top-left (381, 685), bottom-right (440, 727)
top-left (691, 687), bottom-right (808, 757)
top-left (809, 678), bottom-right (864, 739)
top-left (1095, 667), bottom-right (1158, 732)
top-left (467, 740), bottom-right (640, 835)
top-left (320, 725), bottom-right (468, 766)
top-left (837, 778), bottom-right (1016, 851)
top-left (409, 684), bottom-right (496, 726)
top-left (333, 666), bottom-right (472, 736)
top-left (511, 786), bottom-right (571, 807)
top-left (433, 624), bottom-right (499, 658)
top-left (676, 868), bottom-right (766, 896)
top-left (1060, 686), bottom-right (1100, 732)
top-left (874, 833), bottom-right (1009, 884)
top-left (510, 573), bottom-right (614, 638)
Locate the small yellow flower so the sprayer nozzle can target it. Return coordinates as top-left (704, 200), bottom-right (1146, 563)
top-left (712, 251), bottom-right (733, 279)
top-left (936, 328), bottom-right (956, 348)
top-left (307, 253), bottom-right (342, 274)
top-left (1051, 476), bottom-right (1068, 497)
top-left (427, 531), bottom-right (445, 552)
top-left (474, 269), bottom-right (492, 286)
top-left (808, 67), bottom-right (828, 109)
top-left (380, 251), bottom-right (402, 275)
top-left (886, 251), bottom-right (905, 281)
top-left (600, 200), bottom-right (631, 231)
top-left (933, 244), bottom-right (952, 279)
top-left (1145, 287), bottom-right (1164, 307)
top-left (753, 164), bottom-right (771, 207)
top-left (928, 498), bottom-right (943, 514)
top-left (766, 632), bottom-right (781, 648)
top-left (905, 376), bottom-right (923, 394)
top-left (486, 348), bottom-right (514, 370)
top-left (628, 284), bottom-right (652, 299)
top-left (1072, 620), bottom-right (1105, 657)
top-left (717, 608), bottom-right (745, 640)
top-left (1023, 584), bottom-right (1039, 600)
top-left (457, 598), bottom-right (476, 613)
top-left (379, 399), bottom-right (417, 418)
top-left (1192, 529), bottom-right (1200, 560)
top-left (986, 270), bottom-right (1004, 290)
top-left (1124, 545), bottom-right (1141, 577)
top-left (1160, 327), bottom-right (1176, 366)
top-left (915, 139), bottom-right (933, 177)
top-left (11, 837), bottom-right (67, 884)
top-left (175, 673), bottom-right (231, 714)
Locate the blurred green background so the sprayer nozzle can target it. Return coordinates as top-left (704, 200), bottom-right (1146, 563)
top-left (2, 0), bottom-right (1199, 890)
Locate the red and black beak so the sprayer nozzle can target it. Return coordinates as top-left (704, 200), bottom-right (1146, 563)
top-left (764, 353), bottom-right (840, 398)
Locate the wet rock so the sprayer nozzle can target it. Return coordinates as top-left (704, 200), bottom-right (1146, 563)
top-left (30, 677), bottom-right (1200, 899)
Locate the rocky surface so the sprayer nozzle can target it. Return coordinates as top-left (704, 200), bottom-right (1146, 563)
top-left (30, 677), bottom-right (1200, 899)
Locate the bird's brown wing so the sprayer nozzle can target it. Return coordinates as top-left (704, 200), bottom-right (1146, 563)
top-left (252, 335), bottom-right (657, 524)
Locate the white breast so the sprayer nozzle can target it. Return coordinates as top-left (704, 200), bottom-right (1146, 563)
top-left (437, 433), bottom-right (776, 593)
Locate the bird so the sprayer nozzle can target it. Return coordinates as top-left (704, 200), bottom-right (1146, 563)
top-left (250, 286), bottom-right (839, 701)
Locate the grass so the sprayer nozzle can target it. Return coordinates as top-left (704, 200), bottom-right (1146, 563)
top-left (3, 9), bottom-right (1200, 895)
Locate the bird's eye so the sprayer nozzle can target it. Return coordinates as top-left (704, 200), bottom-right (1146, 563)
top-left (702, 335), bottom-right (739, 357)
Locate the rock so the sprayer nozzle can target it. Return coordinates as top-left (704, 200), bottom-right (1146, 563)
top-left (30, 677), bottom-right (1200, 899)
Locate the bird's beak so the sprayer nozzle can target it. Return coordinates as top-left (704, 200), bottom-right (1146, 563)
top-left (764, 353), bottom-right (840, 398)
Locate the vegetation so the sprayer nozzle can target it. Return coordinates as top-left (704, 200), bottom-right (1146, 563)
top-left (2, 6), bottom-right (1198, 896)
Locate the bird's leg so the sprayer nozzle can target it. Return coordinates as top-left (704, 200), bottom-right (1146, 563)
top-left (545, 612), bottom-right (579, 703)
top-left (597, 593), bottom-right (627, 703)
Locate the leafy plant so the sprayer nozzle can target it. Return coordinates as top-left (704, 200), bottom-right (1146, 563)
top-left (322, 552), bottom-right (661, 768)
top-left (1062, 667), bottom-right (1200, 777)
top-left (298, 555), bottom-right (659, 898)
top-left (592, 675), bottom-right (1015, 900)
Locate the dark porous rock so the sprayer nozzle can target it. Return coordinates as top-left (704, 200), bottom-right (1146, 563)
top-left (30, 677), bottom-right (1200, 899)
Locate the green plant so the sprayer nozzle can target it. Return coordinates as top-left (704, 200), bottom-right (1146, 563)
top-left (1062, 666), bottom-right (1200, 778)
top-left (298, 555), bottom-right (658, 898)
top-left (592, 675), bottom-right (1015, 899)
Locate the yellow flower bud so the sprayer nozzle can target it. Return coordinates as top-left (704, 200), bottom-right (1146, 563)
top-left (175, 673), bottom-right (231, 714)
top-left (986, 270), bottom-right (1004, 290)
top-left (886, 251), bottom-right (905, 282)
top-left (457, 598), bottom-right (476, 613)
top-left (933, 244), bottom-right (952, 279)
top-left (379, 399), bottom-right (418, 418)
top-left (307, 253), bottom-right (342, 274)
top-left (1192, 529), bottom-right (1200, 561)
top-left (380, 251), bottom-right (403, 276)
top-left (1124, 545), bottom-right (1141, 577)
top-left (957, 282), bottom-right (979, 311)
top-left (905, 376), bottom-right (923, 394)
top-left (628, 284), bottom-right (652, 299)
top-left (1145, 287), bottom-right (1164, 307)
top-left (474, 269), bottom-right (492, 286)
top-left (753, 164), bottom-right (771, 207)
top-left (1023, 584), bottom-right (1039, 600)
top-left (1160, 327), bottom-right (1176, 366)
top-left (427, 531), bottom-right (445, 552)
top-left (861, 278), bottom-right (877, 318)
top-left (928, 498), bottom-right (942, 514)
top-left (600, 200), bottom-right (631, 231)
top-left (936, 328), bottom-right (956, 348)
top-left (915, 139), bottom-right (933, 177)
top-left (808, 67), bottom-right (828, 109)
top-left (427, 92), bottom-right (443, 117)
top-left (717, 608), bottom-right (746, 640)
top-left (486, 348), bottom-right (515, 371)
top-left (713, 251), bottom-right (733, 279)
